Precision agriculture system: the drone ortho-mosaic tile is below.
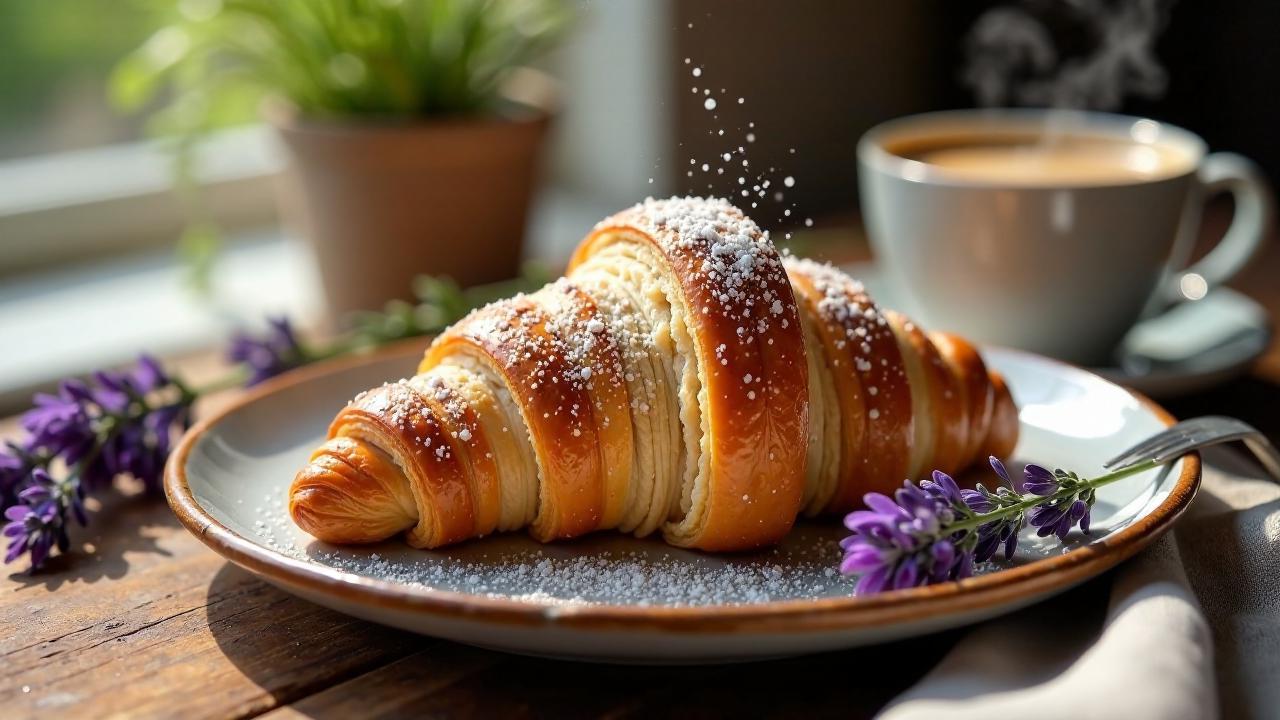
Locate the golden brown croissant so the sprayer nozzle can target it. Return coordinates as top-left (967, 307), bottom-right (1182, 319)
top-left (289, 197), bottom-right (1017, 552)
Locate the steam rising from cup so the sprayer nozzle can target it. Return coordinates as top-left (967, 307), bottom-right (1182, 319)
top-left (964, 0), bottom-right (1175, 110)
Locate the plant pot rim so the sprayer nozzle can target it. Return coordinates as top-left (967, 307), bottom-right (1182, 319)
top-left (263, 67), bottom-right (559, 136)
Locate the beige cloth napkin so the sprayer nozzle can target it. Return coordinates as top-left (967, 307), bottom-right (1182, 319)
top-left (880, 447), bottom-right (1279, 720)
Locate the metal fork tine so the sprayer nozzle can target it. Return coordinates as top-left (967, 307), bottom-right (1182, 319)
top-left (1104, 417), bottom-right (1227, 469)
top-left (1133, 434), bottom-right (1197, 465)
top-left (1104, 424), bottom-right (1189, 468)
top-left (1118, 417), bottom-right (1215, 456)
top-left (1150, 427), bottom-right (1250, 463)
top-left (1103, 434), bottom-right (1166, 469)
top-left (1104, 415), bottom-right (1280, 483)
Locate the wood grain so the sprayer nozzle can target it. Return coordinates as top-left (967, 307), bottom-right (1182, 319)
top-left (0, 498), bottom-right (938, 720)
top-left (0, 494), bottom-right (426, 719)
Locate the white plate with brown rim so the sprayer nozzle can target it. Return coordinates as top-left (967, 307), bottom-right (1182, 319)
top-left (165, 339), bottom-right (1200, 664)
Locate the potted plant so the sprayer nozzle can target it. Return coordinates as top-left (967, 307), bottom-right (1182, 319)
top-left (113, 0), bottom-right (570, 319)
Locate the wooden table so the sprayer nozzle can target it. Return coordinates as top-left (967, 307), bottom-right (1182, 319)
top-left (4, 217), bottom-right (1279, 719)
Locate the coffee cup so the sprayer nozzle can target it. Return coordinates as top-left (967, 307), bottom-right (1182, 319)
top-left (858, 109), bottom-right (1274, 365)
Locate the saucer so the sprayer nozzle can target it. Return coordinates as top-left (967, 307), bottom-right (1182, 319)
top-left (848, 262), bottom-right (1271, 399)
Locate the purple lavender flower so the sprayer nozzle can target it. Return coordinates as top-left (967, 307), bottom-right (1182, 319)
top-left (840, 457), bottom-right (1103, 595)
top-left (965, 460), bottom-right (1026, 561)
top-left (22, 382), bottom-right (95, 460)
top-left (1027, 487), bottom-right (1095, 540)
top-left (17, 468), bottom-right (87, 528)
top-left (988, 456), bottom-right (1056, 496)
top-left (3, 354), bottom-right (195, 570)
top-left (90, 356), bottom-right (170, 413)
top-left (921, 470), bottom-right (965, 506)
top-left (1029, 500), bottom-right (1074, 540)
top-left (95, 403), bottom-right (186, 493)
top-left (5, 314), bottom-right (319, 572)
top-left (1077, 492), bottom-right (1094, 534)
top-left (840, 472), bottom-right (984, 594)
top-left (132, 354), bottom-right (168, 392)
top-left (2, 468), bottom-right (82, 567)
top-left (3, 503), bottom-right (57, 566)
top-left (0, 444), bottom-right (28, 508)
top-left (981, 515), bottom-right (1022, 562)
top-left (1021, 464), bottom-right (1059, 495)
top-left (960, 487), bottom-right (994, 513)
top-left (228, 316), bottom-right (304, 386)
top-left (989, 455), bottom-right (1014, 486)
top-left (89, 371), bottom-right (132, 414)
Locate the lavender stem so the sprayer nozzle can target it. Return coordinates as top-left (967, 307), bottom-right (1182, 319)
top-left (948, 458), bottom-right (1164, 534)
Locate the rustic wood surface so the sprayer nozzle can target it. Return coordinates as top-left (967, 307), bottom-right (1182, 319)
top-left (4, 211), bottom-right (1279, 719)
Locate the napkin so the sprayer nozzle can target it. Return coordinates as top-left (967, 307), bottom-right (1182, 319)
top-left (879, 447), bottom-right (1279, 720)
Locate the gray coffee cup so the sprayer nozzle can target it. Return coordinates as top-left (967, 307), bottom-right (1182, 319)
top-left (858, 109), bottom-right (1273, 365)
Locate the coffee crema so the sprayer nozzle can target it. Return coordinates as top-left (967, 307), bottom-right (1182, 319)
top-left (889, 134), bottom-right (1194, 185)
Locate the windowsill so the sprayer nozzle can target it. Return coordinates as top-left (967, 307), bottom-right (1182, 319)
top-left (0, 126), bottom-right (283, 276)
top-left (0, 229), bottom-right (320, 411)
top-left (0, 188), bottom-right (619, 413)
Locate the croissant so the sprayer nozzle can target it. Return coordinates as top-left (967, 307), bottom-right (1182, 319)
top-left (289, 197), bottom-right (1017, 552)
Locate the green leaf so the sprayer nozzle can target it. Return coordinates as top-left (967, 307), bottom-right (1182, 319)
top-left (109, 49), bottom-right (162, 111)
top-left (177, 222), bottom-right (222, 294)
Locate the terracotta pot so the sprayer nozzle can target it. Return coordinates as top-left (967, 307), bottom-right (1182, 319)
top-left (270, 88), bottom-right (553, 322)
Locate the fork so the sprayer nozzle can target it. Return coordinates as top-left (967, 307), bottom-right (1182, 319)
top-left (1103, 415), bottom-right (1280, 481)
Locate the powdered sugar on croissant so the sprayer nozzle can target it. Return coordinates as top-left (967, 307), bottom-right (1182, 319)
top-left (289, 197), bottom-right (1017, 552)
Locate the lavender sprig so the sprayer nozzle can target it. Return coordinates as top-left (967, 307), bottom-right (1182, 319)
top-left (2, 355), bottom-right (197, 569)
top-left (839, 456), bottom-right (1160, 594)
top-left (228, 316), bottom-right (306, 387)
top-left (0, 323), bottom-right (305, 571)
top-left (3, 468), bottom-right (84, 566)
top-left (1, 269), bottom-right (552, 572)
top-left (0, 340), bottom-right (302, 571)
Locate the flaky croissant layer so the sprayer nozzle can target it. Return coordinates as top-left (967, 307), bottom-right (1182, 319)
top-left (290, 197), bottom-right (1017, 552)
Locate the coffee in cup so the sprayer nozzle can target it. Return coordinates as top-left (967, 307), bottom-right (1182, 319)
top-left (858, 110), bottom-right (1273, 365)
top-left (893, 134), bottom-right (1193, 185)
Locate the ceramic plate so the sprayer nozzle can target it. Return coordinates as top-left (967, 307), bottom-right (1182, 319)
top-left (166, 341), bottom-right (1199, 663)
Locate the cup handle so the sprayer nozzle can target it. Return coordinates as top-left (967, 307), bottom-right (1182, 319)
top-left (1167, 152), bottom-right (1274, 301)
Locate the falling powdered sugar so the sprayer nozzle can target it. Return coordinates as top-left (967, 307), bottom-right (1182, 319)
top-left (675, 50), bottom-right (809, 230)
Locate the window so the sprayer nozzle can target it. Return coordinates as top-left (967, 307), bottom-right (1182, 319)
top-left (0, 1), bottom-right (279, 274)
top-left (0, 2), bottom-right (154, 161)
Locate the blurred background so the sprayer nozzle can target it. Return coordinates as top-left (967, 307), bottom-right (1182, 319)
top-left (2, 0), bottom-right (1278, 412)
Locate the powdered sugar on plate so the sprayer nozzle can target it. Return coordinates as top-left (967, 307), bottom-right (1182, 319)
top-left (247, 500), bottom-right (853, 607)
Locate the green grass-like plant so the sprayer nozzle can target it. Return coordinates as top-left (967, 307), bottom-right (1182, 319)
top-left (113, 0), bottom-right (571, 128)
top-left (111, 0), bottom-right (571, 291)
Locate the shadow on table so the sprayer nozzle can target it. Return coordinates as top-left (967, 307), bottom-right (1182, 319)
top-left (203, 561), bottom-right (959, 719)
top-left (6, 488), bottom-right (175, 592)
top-left (204, 561), bottom-right (431, 712)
